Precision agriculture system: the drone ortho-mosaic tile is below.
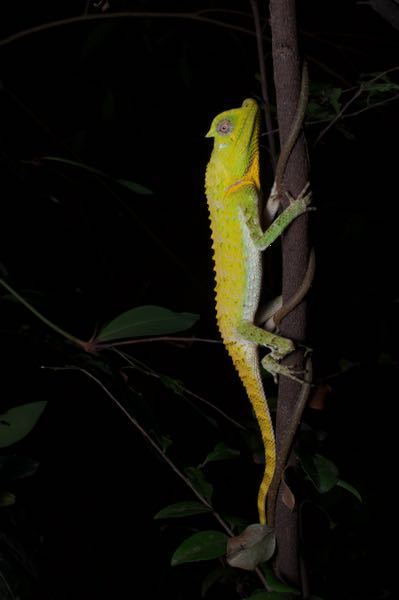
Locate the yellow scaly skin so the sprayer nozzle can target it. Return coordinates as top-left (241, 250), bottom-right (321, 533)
top-left (205, 98), bottom-right (311, 524)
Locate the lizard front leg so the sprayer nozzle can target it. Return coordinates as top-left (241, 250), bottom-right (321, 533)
top-left (237, 184), bottom-right (312, 381)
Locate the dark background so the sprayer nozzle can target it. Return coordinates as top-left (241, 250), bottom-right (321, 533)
top-left (0, 1), bottom-right (397, 598)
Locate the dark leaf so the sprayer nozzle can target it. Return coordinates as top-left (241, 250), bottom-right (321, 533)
top-left (336, 479), bottom-right (362, 502)
top-left (0, 455), bottom-right (39, 480)
top-left (245, 593), bottom-right (292, 600)
top-left (171, 530), bottom-right (228, 566)
top-left (0, 491), bottom-right (16, 507)
top-left (154, 501), bottom-right (211, 519)
top-left (201, 566), bottom-right (229, 597)
top-left (0, 402), bottom-right (47, 448)
top-left (185, 467), bottom-right (213, 502)
top-left (117, 179), bottom-right (153, 195)
top-left (97, 305), bottom-right (199, 341)
top-left (263, 563), bottom-right (300, 594)
top-left (41, 156), bottom-right (153, 195)
top-left (297, 450), bottom-right (339, 493)
top-left (201, 442), bottom-right (240, 467)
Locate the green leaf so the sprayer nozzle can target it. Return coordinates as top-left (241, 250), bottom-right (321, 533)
top-left (117, 179), bottom-right (153, 195)
top-left (159, 375), bottom-right (185, 396)
top-left (336, 479), bottom-right (362, 502)
top-left (96, 305), bottom-right (199, 341)
top-left (0, 402), bottom-right (47, 448)
top-left (185, 467), bottom-right (213, 502)
top-left (245, 592), bottom-right (292, 600)
top-left (363, 81), bottom-right (399, 97)
top-left (101, 89), bottom-right (116, 121)
top-left (41, 156), bottom-right (153, 195)
top-left (328, 87), bottom-right (343, 113)
top-left (201, 442), bottom-right (240, 467)
top-left (0, 491), bottom-right (16, 507)
top-left (154, 501), bottom-right (211, 519)
top-left (263, 563), bottom-right (300, 594)
top-left (297, 451), bottom-right (339, 493)
top-left (220, 513), bottom-right (249, 533)
top-left (201, 566), bottom-right (229, 597)
top-left (0, 455), bottom-right (39, 480)
top-left (171, 530), bottom-right (228, 566)
top-left (159, 434), bottom-right (173, 453)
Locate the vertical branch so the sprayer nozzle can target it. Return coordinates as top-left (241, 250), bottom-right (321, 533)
top-left (250, 0), bottom-right (277, 171)
top-left (268, 0), bottom-right (311, 587)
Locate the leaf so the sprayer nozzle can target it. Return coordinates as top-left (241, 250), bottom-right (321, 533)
top-left (101, 89), bottom-right (116, 121)
top-left (171, 530), bottom-right (228, 566)
top-left (41, 156), bottom-right (153, 195)
top-left (220, 513), bottom-right (249, 533)
top-left (0, 455), bottom-right (40, 480)
top-left (185, 467), bottom-right (213, 502)
top-left (154, 501), bottom-right (211, 519)
top-left (0, 402), bottom-right (47, 448)
top-left (201, 442), bottom-right (240, 467)
top-left (297, 451), bottom-right (339, 493)
top-left (336, 479), bottom-right (362, 502)
top-left (159, 375), bottom-right (185, 396)
top-left (328, 87), bottom-right (343, 113)
top-left (201, 566), bottom-right (229, 597)
top-left (245, 592), bottom-right (292, 600)
top-left (0, 491), bottom-right (16, 507)
top-left (117, 179), bottom-right (153, 195)
top-left (263, 563), bottom-right (300, 594)
top-left (226, 524), bottom-right (275, 570)
top-left (159, 434), bottom-right (173, 453)
top-left (281, 474), bottom-right (296, 511)
top-left (96, 305), bottom-right (199, 341)
top-left (363, 81), bottom-right (399, 98)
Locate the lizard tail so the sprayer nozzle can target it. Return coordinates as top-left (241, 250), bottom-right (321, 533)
top-left (233, 354), bottom-right (276, 525)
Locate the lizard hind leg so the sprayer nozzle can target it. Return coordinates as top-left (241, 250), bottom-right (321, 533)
top-left (237, 320), bottom-right (302, 384)
top-left (262, 352), bottom-right (305, 385)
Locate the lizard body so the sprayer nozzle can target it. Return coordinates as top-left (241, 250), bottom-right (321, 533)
top-left (205, 98), bottom-right (310, 524)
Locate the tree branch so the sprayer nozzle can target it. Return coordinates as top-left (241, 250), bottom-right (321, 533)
top-left (269, 0), bottom-right (311, 588)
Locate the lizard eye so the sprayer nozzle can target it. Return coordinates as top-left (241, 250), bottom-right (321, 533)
top-left (216, 119), bottom-right (233, 135)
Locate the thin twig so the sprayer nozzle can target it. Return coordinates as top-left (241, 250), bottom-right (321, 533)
top-left (43, 364), bottom-right (271, 589)
top-left (0, 11), bottom-right (256, 48)
top-left (250, 0), bottom-right (277, 171)
top-left (43, 364), bottom-right (234, 535)
top-left (113, 349), bottom-right (247, 431)
top-left (96, 335), bottom-right (220, 350)
top-left (3, 85), bottom-right (202, 291)
top-left (314, 66), bottom-right (399, 144)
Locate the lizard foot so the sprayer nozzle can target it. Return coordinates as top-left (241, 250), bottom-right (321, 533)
top-left (262, 354), bottom-right (311, 385)
top-left (285, 183), bottom-right (314, 212)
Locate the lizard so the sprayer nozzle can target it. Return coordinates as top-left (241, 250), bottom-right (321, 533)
top-left (205, 95), bottom-right (311, 525)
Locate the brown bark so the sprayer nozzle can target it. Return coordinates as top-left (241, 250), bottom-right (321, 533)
top-left (269, 0), bottom-right (310, 587)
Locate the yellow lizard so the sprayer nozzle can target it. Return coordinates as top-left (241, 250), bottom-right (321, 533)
top-left (205, 98), bottom-right (311, 524)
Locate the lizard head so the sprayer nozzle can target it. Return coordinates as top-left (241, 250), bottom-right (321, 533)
top-left (205, 98), bottom-right (260, 185)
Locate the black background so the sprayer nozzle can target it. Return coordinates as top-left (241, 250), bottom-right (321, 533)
top-left (0, 1), bottom-right (397, 598)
